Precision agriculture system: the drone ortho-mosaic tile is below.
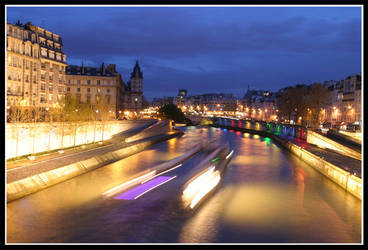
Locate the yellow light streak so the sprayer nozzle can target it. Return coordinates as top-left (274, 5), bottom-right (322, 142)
top-left (190, 173), bottom-right (220, 209)
top-left (182, 166), bottom-right (221, 209)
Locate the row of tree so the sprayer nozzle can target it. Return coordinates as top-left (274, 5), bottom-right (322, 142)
top-left (276, 83), bottom-right (330, 129)
top-left (7, 95), bottom-right (113, 123)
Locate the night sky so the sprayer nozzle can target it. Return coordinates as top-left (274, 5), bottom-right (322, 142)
top-left (6, 6), bottom-right (362, 101)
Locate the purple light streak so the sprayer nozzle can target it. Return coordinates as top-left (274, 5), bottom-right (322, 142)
top-left (114, 176), bottom-right (174, 200)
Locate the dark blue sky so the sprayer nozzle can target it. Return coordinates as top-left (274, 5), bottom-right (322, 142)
top-left (6, 6), bottom-right (362, 101)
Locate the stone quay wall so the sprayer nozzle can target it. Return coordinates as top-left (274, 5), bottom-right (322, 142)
top-left (6, 120), bottom-right (152, 160)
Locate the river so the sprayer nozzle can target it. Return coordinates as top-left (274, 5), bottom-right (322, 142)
top-left (6, 126), bottom-right (362, 243)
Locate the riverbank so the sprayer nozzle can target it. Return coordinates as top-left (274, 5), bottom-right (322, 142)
top-left (212, 124), bottom-right (362, 200)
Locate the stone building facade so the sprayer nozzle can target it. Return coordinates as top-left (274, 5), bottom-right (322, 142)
top-left (243, 87), bottom-right (277, 121)
top-left (6, 21), bottom-right (144, 120)
top-left (65, 63), bottom-right (123, 118)
top-left (65, 61), bottom-right (144, 118)
top-left (329, 74), bottom-right (362, 128)
top-left (6, 21), bottom-right (67, 111)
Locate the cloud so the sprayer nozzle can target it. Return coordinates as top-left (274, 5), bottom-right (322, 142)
top-left (6, 6), bottom-right (361, 101)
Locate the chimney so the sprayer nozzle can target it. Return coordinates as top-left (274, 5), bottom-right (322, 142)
top-left (101, 62), bottom-right (106, 75)
top-left (107, 64), bottom-right (116, 73)
top-left (81, 61), bottom-right (85, 74)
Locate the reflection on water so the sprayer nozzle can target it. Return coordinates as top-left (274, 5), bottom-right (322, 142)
top-left (7, 126), bottom-right (361, 243)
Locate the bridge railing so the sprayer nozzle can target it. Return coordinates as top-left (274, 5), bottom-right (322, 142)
top-left (216, 118), bottom-right (308, 141)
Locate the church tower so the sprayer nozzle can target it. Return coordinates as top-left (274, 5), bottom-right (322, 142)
top-left (128, 61), bottom-right (143, 111)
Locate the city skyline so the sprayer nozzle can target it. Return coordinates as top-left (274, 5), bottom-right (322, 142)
top-left (6, 6), bottom-right (362, 101)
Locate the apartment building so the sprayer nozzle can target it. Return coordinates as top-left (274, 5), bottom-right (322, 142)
top-left (6, 21), bottom-right (67, 110)
top-left (65, 63), bottom-right (122, 117)
top-left (329, 74), bottom-right (362, 128)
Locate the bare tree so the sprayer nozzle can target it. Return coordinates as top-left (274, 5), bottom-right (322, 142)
top-left (304, 83), bottom-right (330, 129)
top-left (277, 83), bottom-right (329, 128)
top-left (95, 96), bottom-right (111, 141)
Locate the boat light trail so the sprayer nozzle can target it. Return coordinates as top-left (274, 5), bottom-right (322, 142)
top-left (226, 150), bottom-right (234, 159)
top-left (183, 166), bottom-right (215, 197)
top-left (114, 175), bottom-right (176, 200)
top-left (190, 173), bottom-right (220, 208)
top-left (134, 176), bottom-right (177, 200)
top-left (103, 170), bottom-right (156, 198)
top-left (141, 164), bottom-right (182, 184)
top-left (182, 166), bottom-right (221, 209)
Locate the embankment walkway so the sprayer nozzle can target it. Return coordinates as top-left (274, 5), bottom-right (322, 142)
top-left (7, 131), bottom-right (182, 184)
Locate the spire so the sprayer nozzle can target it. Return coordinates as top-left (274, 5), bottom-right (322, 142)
top-left (130, 60), bottom-right (143, 79)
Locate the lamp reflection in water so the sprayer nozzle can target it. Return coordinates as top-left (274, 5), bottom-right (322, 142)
top-left (182, 166), bottom-right (221, 209)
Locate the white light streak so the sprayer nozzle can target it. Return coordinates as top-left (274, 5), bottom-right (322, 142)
top-left (182, 166), bottom-right (222, 209)
top-left (134, 176), bottom-right (177, 200)
top-left (103, 170), bottom-right (156, 197)
top-left (226, 150), bottom-right (234, 159)
top-left (141, 164), bottom-right (182, 184)
top-left (190, 173), bottom-right (220, 209)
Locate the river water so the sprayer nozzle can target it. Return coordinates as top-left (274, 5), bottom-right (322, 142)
top-left (6, 126), bottom-right (362, 243)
